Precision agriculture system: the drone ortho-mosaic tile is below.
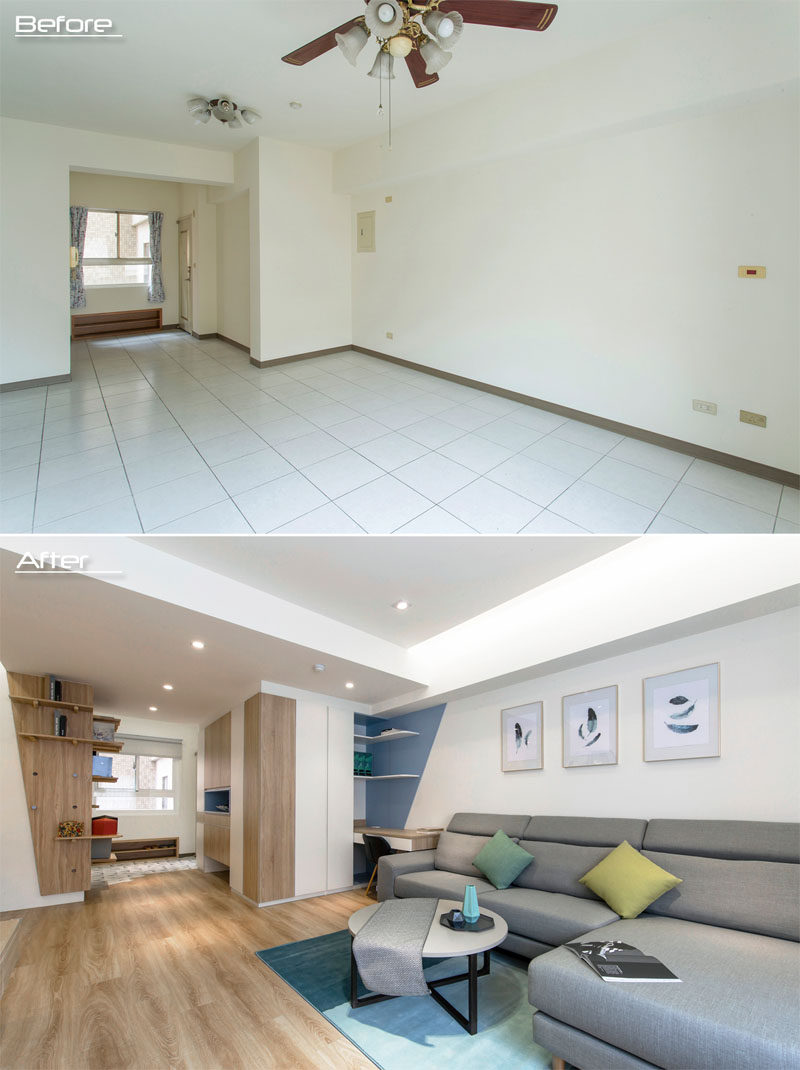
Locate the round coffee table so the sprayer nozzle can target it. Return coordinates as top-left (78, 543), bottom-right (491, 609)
top-left (348, 897), bottom-right (508, 1035)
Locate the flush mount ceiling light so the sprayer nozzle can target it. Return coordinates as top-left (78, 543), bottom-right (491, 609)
top-left (312, 663), bottom-right (326, 672)
top-left (393, 599), bottom-right (411, 611)
top-left (345, 681), bottom-right (355, 689)
top-left (282, 2), bottom-right (558, 89)
top-left (149, 706), bottom-right (158, 712)
top-left (162, 683), bottom-right (173, 691)
top-left (191, 640), bottom-right (205, 650)
top-left (187, 96), bottom-right (260, 129)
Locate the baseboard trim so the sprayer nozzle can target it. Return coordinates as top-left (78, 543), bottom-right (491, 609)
top-left (352, 345), bottom-right (799, 489)
top-left (250, 344), bottom-right (351, 369)
top-left (0, 373), bottom-right (71, 393)
top-left (218, 333), bottom-right (250, 354)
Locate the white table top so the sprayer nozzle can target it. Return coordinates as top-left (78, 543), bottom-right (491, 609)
top-left (348, 898), bottom-right (508, 958)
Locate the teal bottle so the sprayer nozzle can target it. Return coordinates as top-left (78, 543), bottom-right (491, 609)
top-left (462, 884), bottom-right (480, 923)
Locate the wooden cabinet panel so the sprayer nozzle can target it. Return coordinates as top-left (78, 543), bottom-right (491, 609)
top-left (204, 712), bottom-right (231, 789)
top-left (203, 823), bottom-right (230, 867)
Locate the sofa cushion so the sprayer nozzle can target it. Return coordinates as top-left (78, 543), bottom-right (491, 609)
top-left (579, 841), bottom-right (682, 919)
top-left (514, 839), bottom-right (618, 899)
top-left (394, 869), bottom-right (495, 901)
top-left (480, 887), bottom-right (619, 946)
top-left (528, 916), bottom-right (800, 1070)
top-left (474, 830), bottom-right (534, 889)
top-left (643, 818), bottom-right (800, 863)
top-left (447, 812), bottom-right (530, 838)
top-left (434, 831), bottom-right (490, 878)
top-left (643, 850), bottom-right (800, 941)
top-left (522, 815), bottom-right (647, 850)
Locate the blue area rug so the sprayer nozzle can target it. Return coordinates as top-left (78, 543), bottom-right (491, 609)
top-left (256, 930), bottom-right (556, 1069)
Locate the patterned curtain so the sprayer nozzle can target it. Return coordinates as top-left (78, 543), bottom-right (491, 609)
top-left (69, 206), bottom-right (88, 310)
top-left (147, 210), bottom-right (166, 304)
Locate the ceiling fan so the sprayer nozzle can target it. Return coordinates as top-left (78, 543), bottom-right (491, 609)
top-left (282, 1), bottom-right (559, 89)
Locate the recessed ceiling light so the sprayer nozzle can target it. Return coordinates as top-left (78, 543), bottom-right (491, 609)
top-left (162, 683), bottom-right (173, 691)
top-left (191, 640), bottom-right (205, 650)
top-left (345, 681), bottom-right (355, 689)
top-left (312, 664), bottom-right (326, 672)
top-left (392, 600), bottom-right (410, 611)
top-left (289, 100), bottom-right (303, 110)
top-left (149, 706), bottom-right (158, 712)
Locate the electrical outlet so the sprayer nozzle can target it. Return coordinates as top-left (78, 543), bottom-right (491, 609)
top-left (386, 331), bottom-right (394, 340)
top-left (693, 399), bottom-right (717, 415)
top-left (740, 409), bottom-right (767, 428)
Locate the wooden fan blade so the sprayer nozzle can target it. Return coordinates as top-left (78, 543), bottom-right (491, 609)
top-left (282, 17), bottom-right (360, 65)
top-left (439, 1), bottom-right (558, 31)
top-left (405, 48), bottom-right (439, 89)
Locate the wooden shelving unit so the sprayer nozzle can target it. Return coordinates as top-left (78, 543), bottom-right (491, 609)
top-left (54, 834), bottom-right (120, 841)
top-left (92, 775), bottom-right (117, 783)
top-left (9, 671), bottom-right (123, 896)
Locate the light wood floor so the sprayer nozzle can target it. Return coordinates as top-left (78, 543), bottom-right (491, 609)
top-left (0, 870), bottom-right (375, 1069)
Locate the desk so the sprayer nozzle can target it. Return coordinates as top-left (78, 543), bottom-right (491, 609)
top-left (353, 825), bottom-right (441, 852)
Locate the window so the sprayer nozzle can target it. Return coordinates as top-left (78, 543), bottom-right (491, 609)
top-left (93, 735), bottom-right (180, 811)
top-left (82, 210), bottom-right (152, 287)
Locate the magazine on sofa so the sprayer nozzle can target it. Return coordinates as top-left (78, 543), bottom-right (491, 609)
top-left (564, 940), bottom-right (681, 982)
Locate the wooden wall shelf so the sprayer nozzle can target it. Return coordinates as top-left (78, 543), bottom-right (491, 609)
top-left (91, 775), bottom-right (117, 783)
top-left (17, 732), bottom-right (123, 751)
top-left (92, 715), bottom-right (121, 728)
top-left (9, 695), bottom-right (92, 713)
top-left (54, 835), bottom-right (121, 841)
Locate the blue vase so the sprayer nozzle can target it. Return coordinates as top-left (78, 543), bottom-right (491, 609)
top-left (462, 884), bottom-right (480, 923)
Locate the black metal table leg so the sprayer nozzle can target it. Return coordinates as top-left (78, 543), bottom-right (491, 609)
top-left (467, 952), bottom-right (478, 1034)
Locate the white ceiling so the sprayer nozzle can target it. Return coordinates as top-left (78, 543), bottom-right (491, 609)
top-left (0, 0), bottom-right (706, 151)
top-left (135, 534), bottom-right (631, 644)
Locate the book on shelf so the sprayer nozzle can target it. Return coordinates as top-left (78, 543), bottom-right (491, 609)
top-left (564, 940), bottom-right (681, 982)
top-left (58, 714), bottom-right (67, 737)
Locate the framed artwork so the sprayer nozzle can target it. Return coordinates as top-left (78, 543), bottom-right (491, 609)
top-left (643, 662), bottom-right (720, 762)
top-left (563, 685), bottom-right (618, 768)
top-left (501, 701), bottom-right (543, 772)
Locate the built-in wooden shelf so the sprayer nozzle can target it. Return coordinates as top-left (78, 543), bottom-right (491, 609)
top-left (92, 854), bottom-right (117, 864)
top-left (353, 730), bottom-right (419, 745)
top-left (92, 775), bottom-right (117, 783)
top-left (54, 834), bottom-right (122, 841)
top-left (17, 732), bottom-right (124, 751)
top-left (92, 715), bottom-right (121, 728)
top-left (353, 774), bottom-right (420, 780)
top-left (10, 695), bottom-right (92, 713)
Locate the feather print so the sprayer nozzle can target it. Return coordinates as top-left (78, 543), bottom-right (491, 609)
top-left (669, 702), bottom-right (696, 720)
top-left (665, 722), bottom-right (699, 734)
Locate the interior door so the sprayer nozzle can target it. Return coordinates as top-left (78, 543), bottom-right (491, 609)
top-left (178, 220), bottom-right (192, 333)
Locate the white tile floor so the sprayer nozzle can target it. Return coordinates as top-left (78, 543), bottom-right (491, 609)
top-left (1, 331), bottom-right (797, 534)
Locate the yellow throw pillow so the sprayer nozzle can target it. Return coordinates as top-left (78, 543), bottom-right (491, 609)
top-left (579, 840), bottom-right (682, 919)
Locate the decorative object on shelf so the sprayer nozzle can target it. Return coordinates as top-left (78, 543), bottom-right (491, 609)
top-left (462, 883), bottom-right (480, 924)
top-left (501, 701), bottom-right (543, 772)
top-left (281, 1), bottom-right (558, 145)
top-left (187, 96), bottom-right (260, 128)
top-left (92, 720), bottom-right (115, 743)
top-left (354, 752), bottom-right (374, 776)
top-left (563, 685), bottom-right (618, 768)
top-left (92, 753), bottom-right (113, 777)
top-left (57, 820), bottom-right (83, 838)
top-left (643, 663), bottom-right (720, 762)
top-left (91, 815), bottom-right (118, 836)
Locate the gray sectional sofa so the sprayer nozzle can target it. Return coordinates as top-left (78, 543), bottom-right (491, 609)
top-left (377, 811), bottom-right (800, 1069)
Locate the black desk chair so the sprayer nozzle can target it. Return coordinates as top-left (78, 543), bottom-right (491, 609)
top-left (362, 834), bottom-right (394, 898)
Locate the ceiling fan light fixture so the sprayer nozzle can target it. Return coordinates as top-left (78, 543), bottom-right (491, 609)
top-left (336, 22), bottom-right (370, 66)
top-left (187, 96), bottom-right (210, 114)
top-left (420, 38), bottom-right (453, 75)
top-left (364, 0), bottom-right (404, 38)
top-left (367, 49), bottom-right (395, 80)
top-left (194, 109), bottom-right (212, 125)
top-left (422, 9), bottom-right (464, 48)
top-left (240, 108), bottom-right (260, 125)
top-left (387, 33), bottom-right (413, 58)
top-left (228, 116), bottom-right (242, 129)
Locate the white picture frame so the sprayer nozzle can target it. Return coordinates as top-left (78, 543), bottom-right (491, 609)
top-left (643, 662), bottom-right (720, 762)
top-left (563, 685), bottom-right (618, 768)
top-left (501, 702), bottom-right (543, 772)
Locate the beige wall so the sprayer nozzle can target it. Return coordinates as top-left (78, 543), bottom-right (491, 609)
top-left (216, 193), bottom-right (250, 348)
top-left (69, 173), bottom-right (179, 328)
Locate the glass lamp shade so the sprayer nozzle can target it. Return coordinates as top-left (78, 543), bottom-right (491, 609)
top-left (188, 97), bottom-right (210, 115)
top-left (336, 23), bottom-right (369, 66)
top-left (422, 9), bottom-right (464, 47)
top-left (227, 116), bottom-right (242, 129)
top-left (364, 0), bottom-right (405, 37)
top-left (420, 38), bottom-right (453, 75)
top-left (387, 33), bottom-right (413, 58)
top-left (367, 50), bottom-right (395, 80)
top-left (240, 109), bottom-right (259, 125)
top-left (193, 110), bottom-right (212, 125)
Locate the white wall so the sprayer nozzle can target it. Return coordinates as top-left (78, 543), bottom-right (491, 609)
top-left (69, 172), bottom-right (181, 327)
top-left (337, 5), bottom-right (799, 474)
top-left (97, 714), bottom-right (198, 853)
top-left (216, 193), bottom-right (251, 348)
top-left (0, 118), bottom-right (232, 387)
top-left (407, 608), bottom-right (800, 829)
top-left (0, 663), bottom-right (84, 911)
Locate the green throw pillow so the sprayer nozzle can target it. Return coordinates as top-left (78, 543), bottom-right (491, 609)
top-left (473, 830), bottom-right (533, 890)
top-left (579, 840), bottom-right (682, 918)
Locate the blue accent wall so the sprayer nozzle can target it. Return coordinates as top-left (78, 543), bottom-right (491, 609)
top-left (365, 704), bottom-right (446, 829)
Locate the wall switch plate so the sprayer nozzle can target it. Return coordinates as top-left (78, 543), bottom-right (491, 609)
top-left (738, 266), bottom-right (766, 278)
top-left (385, 195), bottom-right (393, 204)
top-left (356, 211), bottom-right (376, 253)
top-left (386, 331), bottom-right (394, 340)
top-left (693, 399), bottom-right (717, 415)
top-left (740, 409), bottom-right (767, 428)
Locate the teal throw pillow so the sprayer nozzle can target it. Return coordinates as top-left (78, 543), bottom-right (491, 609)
top-left (473, 830), bottom-right (533, 890)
